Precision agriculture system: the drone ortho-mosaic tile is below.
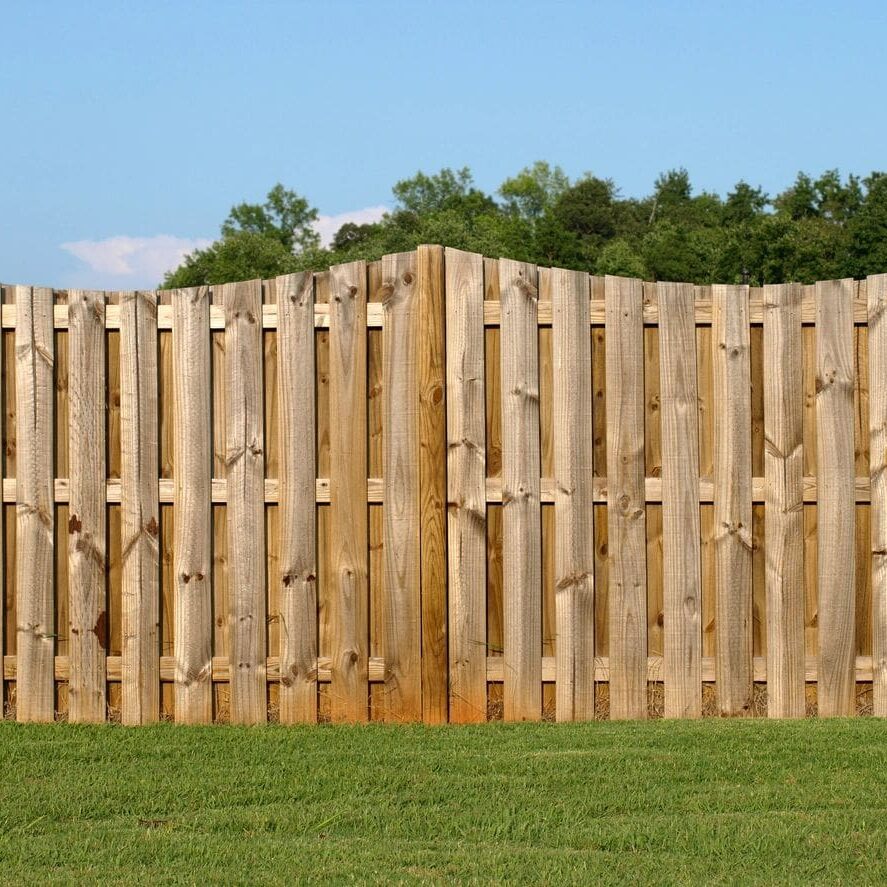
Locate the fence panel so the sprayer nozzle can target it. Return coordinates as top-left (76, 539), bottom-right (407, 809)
top-left (2, 252), bottom-right (884, 723)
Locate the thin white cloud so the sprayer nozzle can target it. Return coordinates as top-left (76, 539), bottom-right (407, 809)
top-left (61, 234), bottom-right (213, 287)
top-left (311, 205), bottom-right (388, 247)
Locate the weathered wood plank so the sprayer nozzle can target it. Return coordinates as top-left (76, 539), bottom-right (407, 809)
top-left (222, 279), bottom-right (266, 723)
top-left (0, 288), bottom-right (4, 709)
top-left (551, 267), bottom-right (595, 721)
top-left (658, 282), bottom-right (702, 718)
top-left (763, 283), bottom-right (805, 718)
top-left (816, 278), bottom-right (857, 716)
top-left (712, 284), bottom-right (753, 715)
top-left (119, 290), bottom-right (160, 724)
top-left (381, 251), bottom-right (422, 721)
top-left (417, 245), bottom-right (448, 723)
top-left (172, 286), bottom-right (212, 723)
top-left (445, 248), bottom-right (487, 723)
top-left (328, 261), bottom-right (369, 722)
top-left (605, 276), bottom-right (647, 720)
top-left (67, 290), bottom-right (107, 722)
top-left (499, 258), bottom-right (542, 721)
top-left (275, 272), bottom-right (317, 723)
top-left (14, 285), bottom-right (55, 722)
top-left (869, 273), bottom-right (887, 716)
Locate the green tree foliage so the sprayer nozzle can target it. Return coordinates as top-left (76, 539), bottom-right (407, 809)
top-left (163, 165), bottom-right (887, 288)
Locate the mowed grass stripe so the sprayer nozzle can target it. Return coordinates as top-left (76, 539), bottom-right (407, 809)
top-left (1, 721), bottom-right (886, 885)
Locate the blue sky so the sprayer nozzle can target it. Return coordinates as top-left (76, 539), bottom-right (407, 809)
top-left (2, 0), bottom-right (885, 289)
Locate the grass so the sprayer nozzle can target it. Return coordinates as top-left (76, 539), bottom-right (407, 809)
top-left (0, 719), bottom-right (886, 885)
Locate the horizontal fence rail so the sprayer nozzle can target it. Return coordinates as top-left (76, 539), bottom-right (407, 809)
top-left (1, 249), bottom-right (886, 723)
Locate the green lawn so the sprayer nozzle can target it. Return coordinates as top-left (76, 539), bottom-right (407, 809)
top-left (0, 719), bottom-right (885, 885)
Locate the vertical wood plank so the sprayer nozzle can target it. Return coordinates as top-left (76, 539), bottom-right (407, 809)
top-left (605, 276), bottom-right (647, 720)
top-left (276, 271), bottom-right (317, 723)
top-left (67, 289), bottom-right (107, 722)
top-left (172, 286), bottom-right (212, 723)
top-left (328, 261), bottom-right (368, 722)
top-left (417, 245), bottom-right (448, 723)
top-left (0, 288), bottom-right (4, 709)
top-left (381, 251), bottom-right (422, 721)
top-left (15, 285), bottom-right (55, 722)
top-left (816, 278), bottom-right (857, 716)
top-left (712, 284), bottom-right (753, 715)
top-left (551, 267), bottom-right (594, 721)
top-left (763, 283), bottom-right (805, 718)
top-left (445, 248), bottom-right (487, 723)
top-left (500, 257), bottom-right (542, 721)
top-left (869, 274), bottom-right (887, 716)
top-left (120, 290), bottom-right (160, 724)
top-left (658, 281), bottom-right (702, 718)
top-left (223, 279), bottom-right (266, 724)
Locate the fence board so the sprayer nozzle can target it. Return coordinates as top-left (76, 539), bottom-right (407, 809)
top-left (816, 278), bottom-right (857, 716)
top-left (418, 245), bottom-right (448, 723)
top-left (658, 281), bottom-right (702, 718)
top-left (712, 284), bottom-right (753, 715)
top-left (328, 261), bottom-right (368, 722)
top-left (605, 276), bottom-right (647, 720)
top-left (763, 283), bottom-right (805, 718)
top-left (382, 251), bottom-right (422, 721)
top-left (274, 272), bottom-right (317, 723)
top-left (869, 273), bottom-right (887, 716)
top-left (172, 286), bottom-right (212, 723)
top-left (445, 248), bottom-right (487, 723)
top-left (222, 279), bottom-right (266, 723)
top-left (499, 258), bottom-right (542, 721)
top-left (0, 291), bottom-right (4, 709)
top-left (119, 290), bottom-right (160, 724)
top-left (14, 285), bottom-right (54, 722)
top-left (67, 289), bottom-right (107, 722)
top-left (551, 267), bottom-right (594, 721)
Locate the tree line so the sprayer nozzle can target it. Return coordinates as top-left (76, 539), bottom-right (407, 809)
top-left (163, 163), bottom-right (887, 288)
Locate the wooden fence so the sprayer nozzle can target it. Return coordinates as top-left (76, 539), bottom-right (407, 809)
top-left (2, 246), bottom-right (886, 723)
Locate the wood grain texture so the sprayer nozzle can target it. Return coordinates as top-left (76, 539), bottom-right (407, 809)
top-left (172, 286), bottom-right (212, 723)
top-left (381, 251), bottom-right (422, 721)
top-left (417, 245), bottom-right (448, 723)
top-left (869, 273), bottom-right (887, 716)
top-left (445, 249), bottom-right (487, 723)
top-left (551, 267), bottom-right (595, 721)
top-left (119, 290), bottom-right (160, 724)
top-left (712, 284), bottom-right (753, 715)
top-left (816, 278), bottom-right (857, 716)
top-left (657, 282), bottom-right (702, 718)
top-left (499, 258), bottom-right (542, 721)
top-left (328, 261), bottom-right (368, 722)
top-left (605, 276), bottom-right (647, 720)
top-left (14, 285), bottom-right (55, 722)
top-left (222, 279), bottom-right (266, 723)
top-left (763, 283), bottom-right (805, 718)
top-left (275, 272), bottom-right (317, 723)
top-left (67, 290), bottom-right (107, 722)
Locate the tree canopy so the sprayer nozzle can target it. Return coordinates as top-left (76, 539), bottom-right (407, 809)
top-left (163, 166), bottom-right (887, 288)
